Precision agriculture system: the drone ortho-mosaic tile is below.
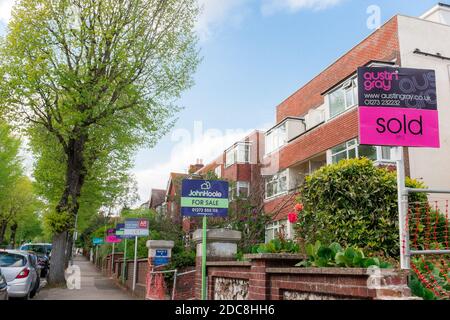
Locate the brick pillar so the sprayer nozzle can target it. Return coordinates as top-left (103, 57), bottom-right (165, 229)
top-left (145, 240), bottom-right (174, 300)
top-left (368, 268), bottom-right (419, 300)
top-left (246, 253), bottom-right (307, 300)
top-left (193, 228), bottom-right (242, 300)
top-left (248, 259), bottom-right (269, 300)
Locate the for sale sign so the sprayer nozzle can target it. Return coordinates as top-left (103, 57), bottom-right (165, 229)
top-left (181, 180), bottom-right (229, 217)
top-left (358, 67), bottom-right (440, 148)
top-left (105, 228), bottom-right (122, 243)
top-left (124, 218), bottom-right (149, 237)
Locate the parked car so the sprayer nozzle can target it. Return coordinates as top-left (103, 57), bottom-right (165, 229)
top-left (0, 250), bottom-right (40, 299)
top-left (20, 243), bottom-right (52, 278)
top-left (0, 268), bottom-right (8, 300)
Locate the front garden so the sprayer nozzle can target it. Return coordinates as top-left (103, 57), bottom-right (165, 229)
top-left (250, 158), bottom-right (450, 300)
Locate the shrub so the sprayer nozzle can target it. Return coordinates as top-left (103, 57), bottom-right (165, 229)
top-left (296, 241), bottom-right (392, 268)
top-left (296, 158), bottom-right (426, 258)
top-left (251, 238), bottom-right (300, 254)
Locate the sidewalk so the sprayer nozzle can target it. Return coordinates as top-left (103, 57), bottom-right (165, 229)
top-left (36, 255), bottom-right (137, 300)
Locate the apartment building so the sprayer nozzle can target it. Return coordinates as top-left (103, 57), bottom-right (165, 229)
top-left (145, 3), bottom-right (450, 244)
top-left (191, 130), bottom-right (266, 228)
top-left (262, 3), bottom-right (450, 241)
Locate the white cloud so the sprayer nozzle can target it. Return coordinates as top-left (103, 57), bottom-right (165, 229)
top-left (195, 0), bottom-right (248, 41)
top-left (132, 121), bottom-right (272, 204)
top-left (261, 0), bottom-right (344, 15)
top-left (0, 0), bottom-right (14, 24)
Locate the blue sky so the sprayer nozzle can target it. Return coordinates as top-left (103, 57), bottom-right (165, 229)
top-left (0, 0), bottom-right (442, 203)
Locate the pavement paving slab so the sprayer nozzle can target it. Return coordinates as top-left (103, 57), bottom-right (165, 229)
top-left (35, 255), bottom-right (137, 300)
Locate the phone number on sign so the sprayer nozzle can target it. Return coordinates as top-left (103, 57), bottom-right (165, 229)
top-left (363, 99), bottom-right (401, 106)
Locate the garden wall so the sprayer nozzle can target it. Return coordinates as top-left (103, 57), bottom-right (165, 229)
top-left (197, 254), bottom-right (416, 300)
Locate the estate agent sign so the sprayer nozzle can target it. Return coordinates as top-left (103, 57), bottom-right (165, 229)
top-left (181, 180), bottom-right (229, 217)
top-left (358, 66), bottom-right (440, 148)
top-left (124, 218), bottom-right (149, 237)
top-left (106, 228), bottom-right (122, 243)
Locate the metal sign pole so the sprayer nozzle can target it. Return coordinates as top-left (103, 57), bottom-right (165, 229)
top-left (122, 238), bottom-right (127, 284)
top-left (396, 146), bottom-right (410, 269)
top-left (201, 215), bottom-right (207, 300)
top-left (133, 235), bottom-right (138, 292)
top-left (111, 243), bottom-right (115, 276)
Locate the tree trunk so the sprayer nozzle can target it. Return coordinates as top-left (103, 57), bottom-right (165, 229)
top-left (65, 232), bottom-right (73, 268)
top-left (48, 131), bottom-right (87, 286)
top-left (48, 231), bottom-right (69, 285)
top-left (0, 220), bottom-right (7, 245)
top-left (9, 222), bottom-right (17, 249)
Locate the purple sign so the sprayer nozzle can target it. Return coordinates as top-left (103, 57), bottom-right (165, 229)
top-left (358, 67), bottom-right (440, 148)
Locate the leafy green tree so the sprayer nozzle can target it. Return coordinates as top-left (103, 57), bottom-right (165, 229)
top-left (0, 176), bottom-right (43, 247)
top-left (0, 0), bottom-right (199, 284)
top-left (0, 120), bottom-right (23, 245)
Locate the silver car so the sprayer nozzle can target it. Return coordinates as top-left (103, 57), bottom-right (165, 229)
top-left (0, 250), bottom-right (40, 299)
top-left (0, 268), bottom-right (8, 300)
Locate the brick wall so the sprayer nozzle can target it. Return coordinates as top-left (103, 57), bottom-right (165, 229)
top-left (276, 16), bottom-right (400, 122)
top-left (198, 254), bottom-right (416, 300)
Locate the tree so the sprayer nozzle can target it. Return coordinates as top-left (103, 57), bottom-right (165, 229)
top-left (0, 0), bottom-right (200, 284)
top-left (0, 119), bottom-right (23, 245)
top-left (0, 176), bottom-right (42, 248)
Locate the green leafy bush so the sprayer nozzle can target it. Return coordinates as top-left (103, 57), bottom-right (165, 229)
top-left (409, 273), bottom-right (438, 300)
top-left (164, 250), bottom-right (196, 283)
top-left (409, 257), bottom-right (450, 300)
top-left (296, 158), bottom-right (426, 258)
top-left (252, 238), bottom-right (300, 254)
top-left (296, 241), bottom-right (392, 268)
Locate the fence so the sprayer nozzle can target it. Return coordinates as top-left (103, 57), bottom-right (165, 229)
top-left (404, 191), bottom-right (450, 299)
top-left (95, 253), bottom-right (196, 300)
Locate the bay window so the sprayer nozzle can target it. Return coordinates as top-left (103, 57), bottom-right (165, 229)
top-left (328, 78), bottom-right (357, 118)
top-left (225, 143), bottom-right (251, 167)
top-left (265, 123), bottom-right (287, 155)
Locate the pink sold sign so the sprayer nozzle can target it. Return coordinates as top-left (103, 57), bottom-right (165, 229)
top-left (358, 67), bottom-right (440, 148)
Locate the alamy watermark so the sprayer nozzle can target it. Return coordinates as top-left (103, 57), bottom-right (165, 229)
top-left (367, 5), bottom-right (381, 30)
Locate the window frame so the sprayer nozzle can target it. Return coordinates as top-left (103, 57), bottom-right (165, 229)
top-left (229, 181), bottom-right (250, 201)
top-left (329, 139), bottom-right (396, 164)
top-left (265, 122), bottom-right (287, 156)
top-left (328, 77), bottom-right (358, 119)
top-left (265, 169), bottom-right (289, 200)
top-left (214, 165), bottom-right (222, 178)
top-left (265, 219), bottom-right (289, 242)
top-left (225, 142), bottom-right (251, 168)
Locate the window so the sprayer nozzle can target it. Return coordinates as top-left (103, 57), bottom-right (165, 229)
top-left (0, 252), bottom-right (26, 267)
top-left (230, 181), bottom-right (250, 200)
top-left (265, 170), bottom-right (288, 199)
top-left (328, 78), bottom-right (357, 118)
top-left (214, 166), bottom-right (222, 178)
top-left (306, 108), bottom-right (325, 129)
top-left (225, 143), bottom-right (251, 167)
top-left (265, 123), bottom-right (287, 155)
top-left (265, 220), bottom-right (289, 242)
top-left (330, 139), bottom-right (395, 164)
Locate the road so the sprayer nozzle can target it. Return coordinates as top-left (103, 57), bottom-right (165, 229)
top-left (35, 255), bottom-right (137, 300)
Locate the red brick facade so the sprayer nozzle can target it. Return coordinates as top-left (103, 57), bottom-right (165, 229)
top-left (263, 16), bottom-right (402, 222)
top-left (276, 16), bottom-right (400, 122)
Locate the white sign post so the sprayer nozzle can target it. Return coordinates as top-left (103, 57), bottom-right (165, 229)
top-left (124, 218), bottom-right (149, 292)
